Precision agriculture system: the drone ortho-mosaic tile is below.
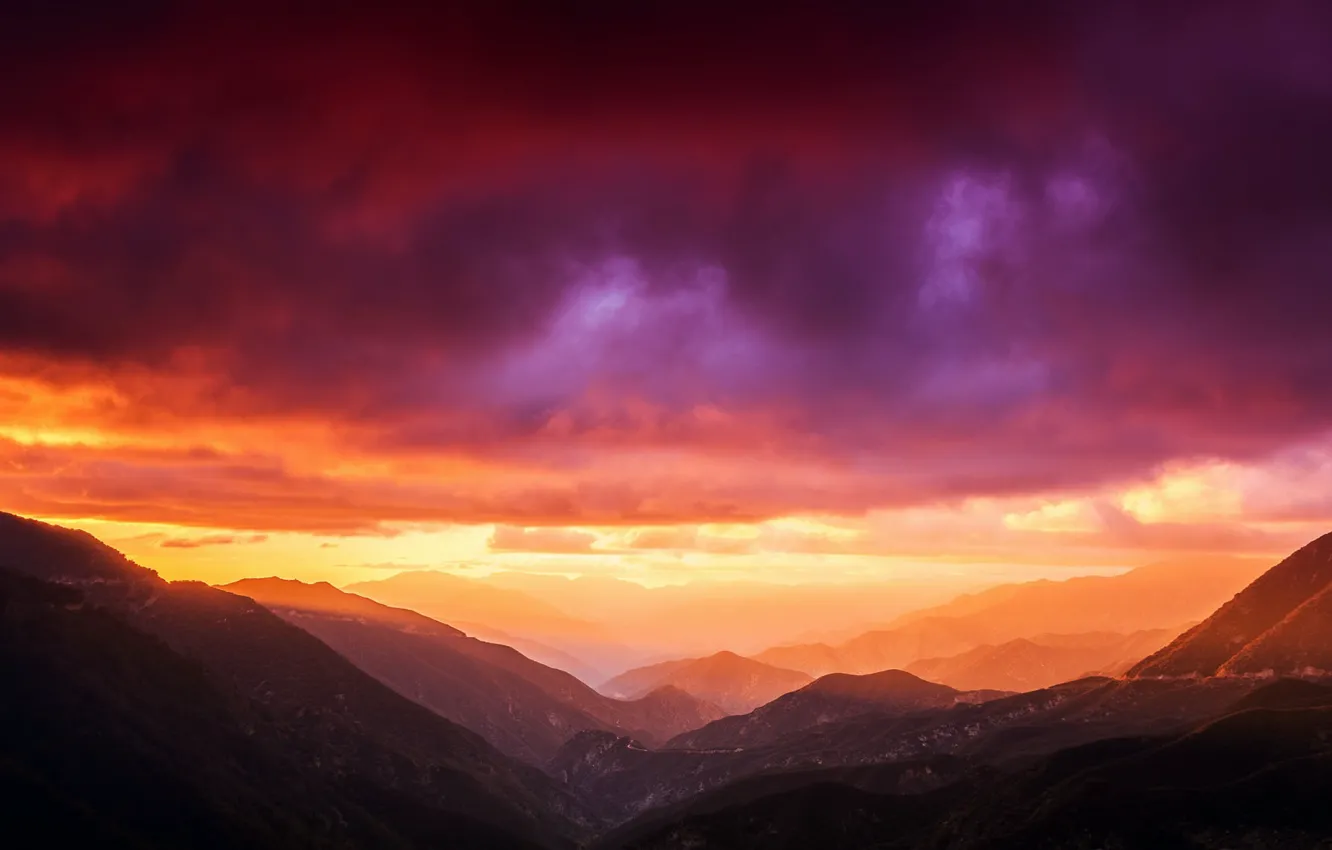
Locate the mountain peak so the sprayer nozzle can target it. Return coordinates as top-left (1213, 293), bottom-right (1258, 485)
top-left (806, 668), bottom-right (957, 700)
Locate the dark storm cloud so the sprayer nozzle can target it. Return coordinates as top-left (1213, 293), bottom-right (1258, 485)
top-left (1, 0), bottom-right (1331, 522)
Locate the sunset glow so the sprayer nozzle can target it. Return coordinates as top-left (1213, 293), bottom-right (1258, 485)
top-left (2, 1), bottom-right (1330, 592)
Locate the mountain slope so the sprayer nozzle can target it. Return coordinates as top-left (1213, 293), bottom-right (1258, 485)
top-left (1129, 531), bottom-right (1332, 678)
top-left (602, 651), bottom-right (813, 714)
top-left (1, 571), bottom-right (383, 850)
top-left (346, 570), bottom-right (643, 678)
top-left (225, 577), bottom-right (723, 761)
top-left (757, 557), bottom-right (1265, 677)
top-left (904, 628), bottom-right (1180, 692)
top-left (1221, 582), bottom-right (1332, 676)
top-left (0, 512), bottom-right (589, 845)
top-left (666, 670), bottom-right (966, 751)
top-left (0, 568), bottom-right (550, 850)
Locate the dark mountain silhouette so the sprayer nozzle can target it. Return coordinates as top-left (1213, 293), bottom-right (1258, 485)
top-left (756, 557), bottom-right (1265, 676)
top-left (0, 512), bottom-right (591, 846)
top-left (553, 674), bottom-right (1258, 823)
top-left (224, 577), bottom-right (724, 761)
top-left (666, 670), bottom-right (973, 751)
top-left (1130, 531), bottom-right (1332, 678)
top-left (600, 651), bottom-right (812, 714)
top-left (0, 570), bottom-right (562, 849)
top-left (904, 628), bottom-right (1180, 692)
top-left (609, 699), bottom-right (1332, 849)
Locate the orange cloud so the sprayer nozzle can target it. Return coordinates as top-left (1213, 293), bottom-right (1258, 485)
top-left (488, 525), bottom-right (600, 554)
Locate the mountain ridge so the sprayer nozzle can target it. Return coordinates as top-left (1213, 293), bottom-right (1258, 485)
top-left (1129, 531), bottom-right (1332, 679)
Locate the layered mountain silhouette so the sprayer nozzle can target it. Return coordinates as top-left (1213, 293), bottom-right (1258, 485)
top-left (1130, 531), bottom-right (1332, 679)
top-left (553, 674), bottom-right (1259, 823)
top-left (666, 669), bottom-right (983, 751)
top-left (904, 628), bottom-right (1181, 692)
top-left (9, 511), bottom-right (1332, 848)
top-left (755, 557), bottom-right (1265, 676)
top-left (0, 512), bottom-right (590, 847)
top-left (609, 686), bottom-right (1332, 849)
top-left (601, 651), bottom-right (813, 713)
top-left (224, 577), bottom-right (724, 762)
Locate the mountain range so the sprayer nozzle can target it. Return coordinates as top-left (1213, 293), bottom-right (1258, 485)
top-left (0, 512), bottom-right (591, 848)
top-left (8, 509), bottom-right (1332, 848)
top-left (608, 678), bottom-right (1332, 849)
top-left (904, 628), bottom-right (1183, 692)
top-left (664, 669), bottom-right (993, 751)
top-left (752, 557), bottom-right (1265, 677)
top-left (223, 577), bottom-right (724, 763)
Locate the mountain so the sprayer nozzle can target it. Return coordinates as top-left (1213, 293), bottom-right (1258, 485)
top-left (601, 651), bottom-right (813, 714)
top-left (600, 658), bottom-right (698, 698)
top-left (0, 512), bottom-right (590, 846)
top-left (609, 684), bottom-right (1332, 849)
top-left (1130, 531), bottom-right (1332, 678)
top-left (904, 628), bottom-right (1181, 692)
top-left (224, 577), bottom-right (724, 761)
top-left (554, 674), bottom-right (1258, 823)
top-left (665, 670), bottom-right (974, 751)
top-left (0, 569), bottom-right (561, 850)
top-left (345, 570), bottom-right (645, 678)
top-left (755, 557), bottom-right (1266, 676)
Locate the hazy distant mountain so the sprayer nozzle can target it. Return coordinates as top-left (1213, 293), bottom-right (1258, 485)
top-left (346, 570), bottom-right (603, 638)
top-left (346, 571), bottom-right (647, 677)
top-left (0, 512), bottom-right (590, 846)
top-left (449, 620), bottom-right (602, 682)
top-left (602, 651), bottom-right (813, 714)
top-left (479, 571), bottom-right (964, 657)
top-left (666, 670), bottom-right (976, 751)
top-left (904, 628), bottom-right (1182, 692)
top-left (755, 557), bottom-right (1266, 676)
top-left (225, 577), bottom-right (724, 761)
top-left (1130, 531), bottom-right (1332, 679)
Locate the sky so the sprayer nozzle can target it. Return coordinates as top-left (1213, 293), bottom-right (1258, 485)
top-left (2, 0), bottom-right (1331, 587)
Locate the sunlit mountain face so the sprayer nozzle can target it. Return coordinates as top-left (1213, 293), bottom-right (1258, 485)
top-left (2, 1), bottom-right (1332, 614)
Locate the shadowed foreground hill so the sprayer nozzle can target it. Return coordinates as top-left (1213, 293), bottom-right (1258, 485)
top-left (0, 512), bottom-right (591, 847)
top-left (0, 571), bottom-right (545, 850)
top-left (224, 577), bottom-right (724, 762)
top-left (611, 686), bottom-right (1332, 849)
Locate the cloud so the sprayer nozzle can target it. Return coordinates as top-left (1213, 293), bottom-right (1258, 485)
top-left (160, 532), bottom-right (268, 549)
top-left (488, 525), bottom-right (600, 554)
top-left (0, 0), bottom-right (1330, 542)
